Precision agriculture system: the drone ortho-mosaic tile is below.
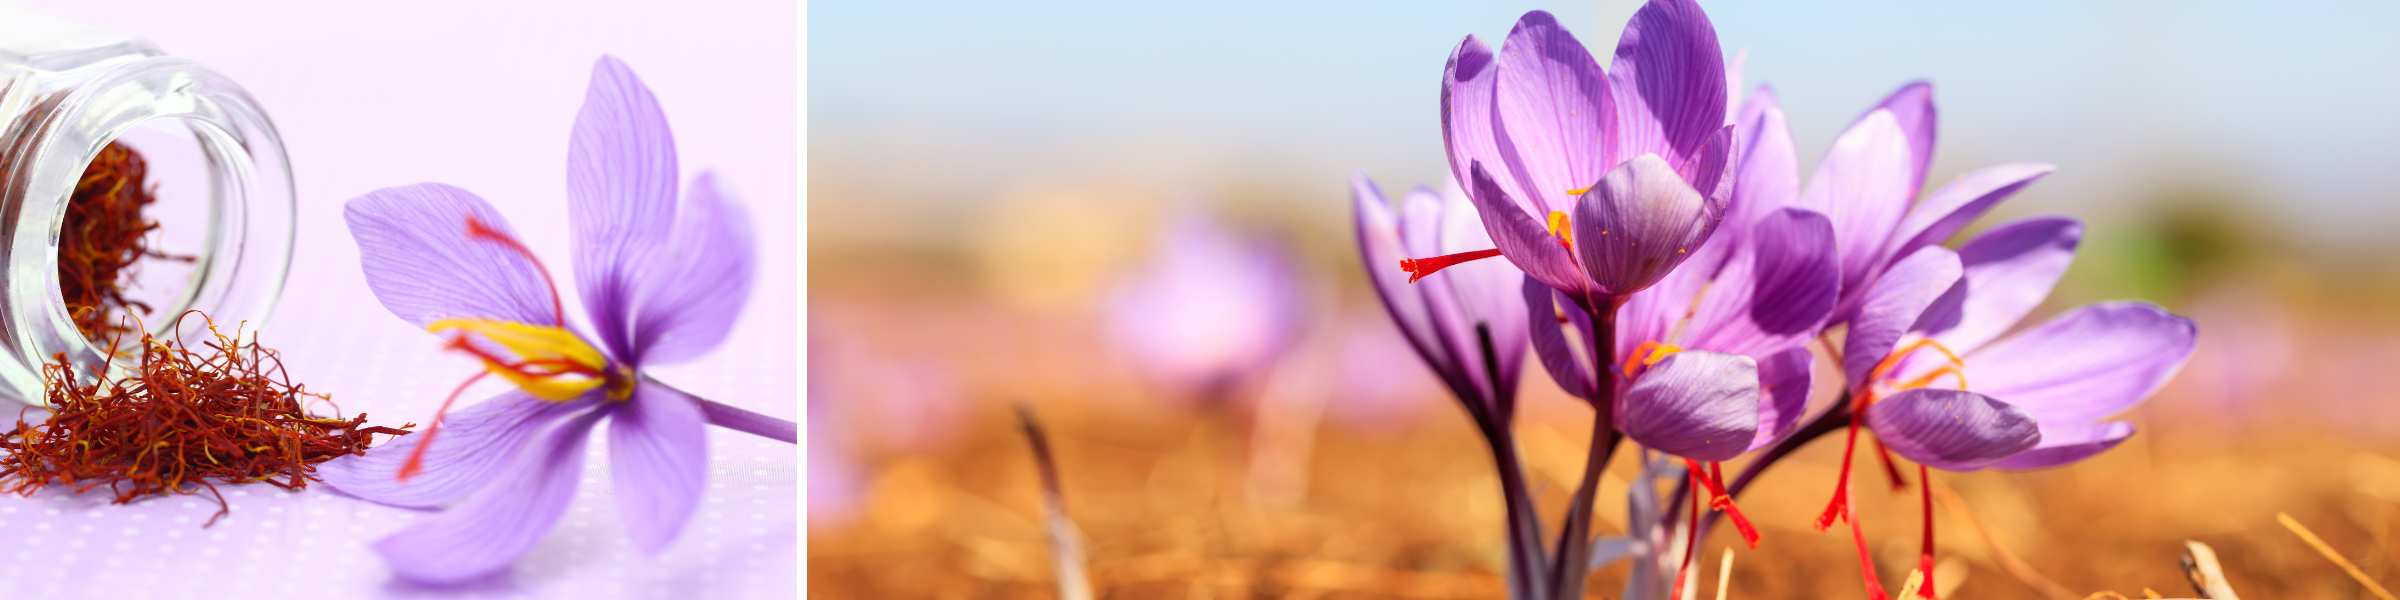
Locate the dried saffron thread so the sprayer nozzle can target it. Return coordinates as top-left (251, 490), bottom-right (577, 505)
top-left (59, 143), bottom-right (193, 348)
top-left (0, 311), bottom-right (412, 526)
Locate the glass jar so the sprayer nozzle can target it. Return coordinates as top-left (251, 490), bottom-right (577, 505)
top-left (0, 12), bottom-right (294, 405)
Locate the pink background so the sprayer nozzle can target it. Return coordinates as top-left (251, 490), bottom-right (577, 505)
top-left (0, 1), bottom-right (799, 597)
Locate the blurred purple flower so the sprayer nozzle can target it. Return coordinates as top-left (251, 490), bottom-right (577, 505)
top-left (1103, 210), bottom-right (1304, 404)
top-left (318, 56), bottom-right (798, 585)
top-left (2182, 287), bottom-right (2292, 415)
top-left (1324, 319), bottom-right (1440, 430)
top-left (1424, 1), bottom-right (1733, 302)
top-left (807, 334), bottom-right (862, 525)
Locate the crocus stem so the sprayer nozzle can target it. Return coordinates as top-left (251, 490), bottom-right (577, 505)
top-left (1487, 429), bottom-right (1551, 600)
top-left (648, 377), bottom-right (798, 443)
top-left (1476, 325), bottom-right (1549, 600)
top-left (1548, 296), bottom-right (1622, 599)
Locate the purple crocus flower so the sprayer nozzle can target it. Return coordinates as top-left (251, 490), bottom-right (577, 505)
top-left (1731, 83), bottom-right (2197, 598)
top-left (1526, 203), bottom-right (1840, 584)
top-left (317, 56), bottom-right (799, 584)
top-left (1415, 1), bottom-right (1733, 305)
top-left (1352, 176), bottom-right (1543, 596)
top-left (1102, 210), bottom-right (1304, 404)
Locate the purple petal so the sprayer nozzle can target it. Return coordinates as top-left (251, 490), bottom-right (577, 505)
top-left (319, 393), bottom-right (593, 509)
top-left (1989, 421), bottom-right (2136, 470)
top-left (1571, 154), bottom-right (1717, 297)
top-left (343, 184), bottom-right (561, 327)
top-left (1493, 10), bottom-right (1616, 216)
top-left (1617, 350), bottom-right (1759, 461)
top-left (1607, 0), bottom-right (1727, 164)
top-left (1886, 164), bottom-right (2054, 260)
top-left (1680, 125), bottom-right (1735, 205)
top-left (1912, 217), bottom-right (2082, 353)
top-left (1523, 278), bottom-right (1596, 399)
top-left (1404, 186), bottom-right (1487, 401)
top-left (1749, 346), bottom-right (1813, 450)
top-left (1682, 207), bottom-right (1837, 357)
top-left (1444, 36), bottom-right (1537, 216)
top-left (1436, 186), bottom-right (1531, 401)
top-left (1865, 388), bottom-right (2039, 471)
top-left (1468, 162), bottom-right (1593, 296)
top-left (627, 173), bottom-right (755, 365)
top-left (1856, 81), bottom-right (1937, 194)
top-left (610, 384), bottom-right (710, 553)
top-left (1842, 246), bottom-right (1961, 391)
top-left (375, 410), bottom-right (606, 584)
top-left (568, 56), bottom-right (681, 360)
top-left (1726, 85), bottom-right (1798, 245)
top-left (1800, 109), bottom-right (1918, 298)
top-left (1966, 302), bottom-right (2197, 424)
top-left (1354, 177), bottom-right (1453, 382)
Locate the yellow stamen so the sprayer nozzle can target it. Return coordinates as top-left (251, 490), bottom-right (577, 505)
top-left (1565, 186), bottom-right (1590, 197)
top-left (1867, 337), bottom-right (1970, 394)
top-left (1622, 341), bottom-right (1685, 377)
top-left (1546, 210), bottom-right (1574, 250)
top-left (427, 318), bottom-right (611, 401)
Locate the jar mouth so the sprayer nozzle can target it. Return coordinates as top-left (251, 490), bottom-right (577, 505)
top-left (0, 56), bottom-right (293, 405)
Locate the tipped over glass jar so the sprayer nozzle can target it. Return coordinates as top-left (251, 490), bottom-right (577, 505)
top-left (0, 11), bottom-right (294, 405)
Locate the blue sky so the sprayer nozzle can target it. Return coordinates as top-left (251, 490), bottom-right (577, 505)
top-left (812, 0), bottom-right (2400, 248)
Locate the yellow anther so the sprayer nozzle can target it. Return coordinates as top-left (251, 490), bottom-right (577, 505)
top-left (427, 318), bottom-right (611, 401)
top-left (1622, 341), bottom-right (1685, 377)
top-left (1547, 210), bottom-right (1575, 249)
top-left (1566, 187), bottom-right (1590, 197)
top-left (1866, 337), bottom-right (1970, 394)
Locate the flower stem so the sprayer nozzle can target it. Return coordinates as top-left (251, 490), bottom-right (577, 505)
top-left (1487, 429), bottom-right (1550, 600)
top-left (1476, 324), bottom-right (1549, 600)
top-left (1547, 295), bottom-right (1622, 599)
top-left (648, 377), bottom-right (798, 443)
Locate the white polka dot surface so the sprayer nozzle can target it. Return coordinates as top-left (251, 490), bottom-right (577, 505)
top-left (0, 433), bottom-right (797, 599)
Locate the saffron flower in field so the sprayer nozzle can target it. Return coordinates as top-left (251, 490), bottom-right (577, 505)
top-left (1732, 82), bottom-right (2197, 598)
top-left (1103, 210), bottom-right (1304, 403)
top-left (1416, 0), bottom-right (1732, 303)
top-left (1527, 204), bottom-right (1838, 593)
top-left (1407, 3), bottom-right (1747, 597)
top-left (1352, 176), bottom-right (1543, 596)
top-left (318, 56), bottom-right (798, 584)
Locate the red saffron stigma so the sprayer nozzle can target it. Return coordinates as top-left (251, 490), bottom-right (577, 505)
top-left (464, 217), bottom-right (567, 326)
top-left (1672, 467), bottom-right (1702, 600)
top-left (396, 335), bottom-right (608, 482)
top-left (395, 368), bottom-right (488, 482)
top-left (1816, 408), bottom-right (1888, 599)
top-left (1685, 458), bottom-right (1759, 547)
top-left (1396, 248), bottom-right (1502, 283)
top-left (1873, 436), bottom-right (1909, 491)
top-left (0, 311), bottom-right (412, 527)
top-left (1916, 463), bottom-right (1939, 599)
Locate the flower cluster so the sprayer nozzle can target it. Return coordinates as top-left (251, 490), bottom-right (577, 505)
top-left (1353, 2), bottom-right (2197, 599)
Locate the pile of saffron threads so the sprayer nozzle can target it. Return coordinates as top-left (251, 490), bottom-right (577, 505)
top-left (0, 311), bottom-right (413, 526)
top-left (59, 142), bottom-right (188, 347)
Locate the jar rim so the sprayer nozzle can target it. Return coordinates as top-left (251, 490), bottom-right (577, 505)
top-left (0, 55), bottom-right (294, 405)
